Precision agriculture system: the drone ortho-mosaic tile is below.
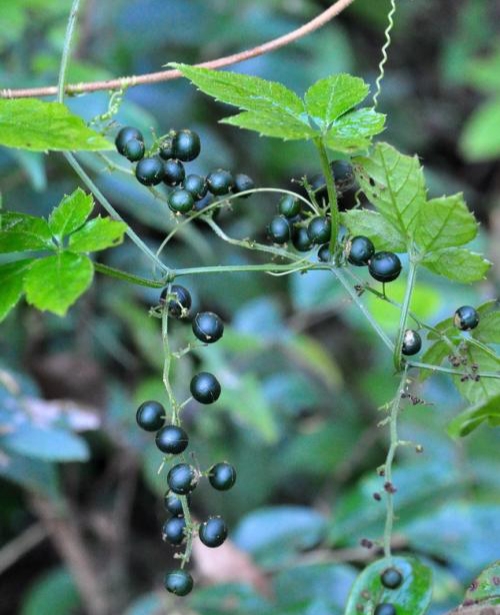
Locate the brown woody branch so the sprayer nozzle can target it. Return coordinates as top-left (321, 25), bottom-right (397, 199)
top-left (0, 0), bottom-right (356, 99)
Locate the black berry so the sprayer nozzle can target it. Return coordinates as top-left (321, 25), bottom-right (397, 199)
top-left (123, 138), bottom-right (145, 162)
top-left (207, 169), bottom-right (234, 196)
top-left (347, 236), bottom-right (375, 266)
top-left (209, 462), bottom-right (237, 491)
top-left (164, 492), bottom-right (190, 516)
top-left (454, 306), bottom-right (479, 331)
top-left (163, 159), bottom-right (185, 187)
top-left (192, 311), bottom-right (224, 344)
top-left (168, 189), bottom-right (194, 214)
top-left (136, 400), bottom-right (165, 432)
top-left (162, 516), bottom-right (186, 545)
top-left (292, 226), bottom-right (312, 252)
top-left (234, 173), bottom-right (255, 197)
top-left (173, 129), bottom-right (201, 162)
top-left (381, 567), bottom-right (403, 589)
top-left (190, 372), bottom-right (221, 404)
top-left (183, 174), bottom-right (208, 200)
top-left (374, 604), bottom-right (397, 615)
top-left (115, 126), bottom-right (143, 155)
top-left (278, 194), bottom-right (301, 218)
top-left (268, 215), bottom-right (291, 244)
top-left (159, 135), bottom-right (175, 160)
top-left (155, 425), bottom-right (189, 455)
top-left (198, 516), bottom-right (228, 548)
top-left (164, 569), bottom-right (193, 596)
top-left (331, 160), bottom-right (356, 193)
top-left (317, 244), bottom-right (332, 262)
top-left (167, 463), bottom-right (198, 495)
top-left (135, 157), bottom-right (165, 186)
top-left (401, 329), bottom-right (422, 356)
top-left (161, 284), bottom-right (192, 318)
top-left (307, 217), bottom-right (331, 244)
top-left (368, 252), bottom-right (402, 283)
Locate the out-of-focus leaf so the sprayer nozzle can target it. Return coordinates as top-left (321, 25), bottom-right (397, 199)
top-left (447, 394), bottom-right (500, 438)
top-left (460, 95), bottom-right (500, 161)
top-left (2, 425), bottom-right (89, 461)
top-left (189, 583), bottom-right (269, 615)
top-left (0, 453), bottom-right (59, 499)
top-left (464, 561), bottom-right (500, 605)
top-left (124, 592), bottom-right (165, 615)
top-left (21, 568), bottom-right (80, 615)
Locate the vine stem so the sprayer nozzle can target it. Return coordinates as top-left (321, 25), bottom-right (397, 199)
top-left (383, 364), bottom-right (409, 560)
top-left (1, 0), bottom-right (357, 99)
top-left (93, 262), bottom-right (166, 287)
top-left (373, 0), bottom-right (397, 108)
top-left (57, 0), bottom-right (81, 103)
top-left (393, 255), bottom-right (418, 371)
top-left (315, 138), bottom-right (340, 257)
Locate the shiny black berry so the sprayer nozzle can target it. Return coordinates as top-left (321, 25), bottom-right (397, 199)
top-left (368, 252), bottom-right (402, 283)
top-left (135, 157), bottom-right (165, 186)
top-left (161, 284), bottom-right (192, 318)
top-left (115, 126), bottom-right (143, 155)
top-left (163, 159), bottom-right (185, 187)
top-left (173, 129), bottom-right (201, 162)
top-left (136, 400), bottom-right (165, 432)
top-left (168, 189), bottom-right (194, 214)
top-left (268, 215), bottom-right (291, 244)
top-left (123, 138), bottom-right (145, 162)
top-left (401, 329), bottom-right (422, 356)
top-left (374, 604), bottom-right (397, 615)
top-left (192, 312), bottom-right (224, 344)
top-left (234, 173), bottom-right (255, 197)
top-left (159, 135), bottom-right (175, 160)
top-left (381, 567), bottom-right (403, 589)
top-left (293, 226), bottom-right (313, 252)
top-left (162, 516), bottom-right (186, 545)
top-left (155, 425), bottom-right (189, 455)
top-left (167, 463), bottom-right (198, 495)
top-left (190, 372), bottom-right (221, 404)
top-left (278, 194), bottom-right (301, 218)
top-left (183, 174), bottom-right (208, 200)
top-left (454, 306), bottom-right (479, 331)
top-left (317, 244), bottom-right (332, 262)
top-left (347, 236), bottom-right (375, 266)
top-left (207, 169), bottom-right (234, 196)
top-left (331, 160), bottom-right (356, 193)
top-left (209, 462), bottom-right (236, 491)
top-left (198, 516), bottom-right (228, 548)
top-left (164, 569), bottom-right (193, 596)
top-left (164, 492), bottom-right (190, 516)
top-left (307, 217), bottom-right (331, 244)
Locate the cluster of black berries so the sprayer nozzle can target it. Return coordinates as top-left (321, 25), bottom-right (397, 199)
top-left (115, 126), bottom-right (254, 215)
top-left (135, 284), bottom-right (236, 597)
top-left (373, 566), bottom-right (404, 615)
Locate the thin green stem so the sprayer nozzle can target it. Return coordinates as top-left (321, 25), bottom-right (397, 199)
top-left (393, 256), bottom-right (418, 371)
top-left (314, 138), bottom-right (339, 257)
top-left (57, 0), bottom-right (82, 103)
top-left (408, 361), bottom-right (500, 379)
top-left (161, 305), bottom-right (178, 420)
top-left (93, 262), bottom-right (166, 288)
top-left (175, 262), bottom-right (314, 277)
top-left (179, 497), bottom-right (195, 569)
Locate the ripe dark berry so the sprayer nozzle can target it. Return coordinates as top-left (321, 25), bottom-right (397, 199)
top-left (278, 194), bottom-right (301, 218)
top-left (209, 462), bottom-right (237, 491)
top-left (173, 129), bottom-right (201, 162)
top-left (155, 425), bottom-right (189, 455)
top-left (160, 284), bottom-right (192, 318)
top-left (234, 173), bottom-right (255, 197)
top-left (317, 244), bottom-right (332, 262)
top-left (268, 215), bottom-right (291, 244)
top-left (164, 569), bottom-right (193, 596)
top-left (368, 252), bottom-right (402, 283)
top-left (159, 135), bottom-right (175, 160)
top-left (164, 491), bottom-right (190, 516)
top-left (381, 567), bottom-right (403, 589)
top-left (162, 516), bottom-right (186, 545)
top-left (163, 159), bottom-right (185, 187)
top-left (168, 189), bottom-right (194, 214)
top-left (190, 372), bottom-right (221, 404)
top-left (401, 329), bottom-right (422, 356)
top-left (183, 174), bottom-right (208, 200)
top-left (123, 138), bottom-right (145, 162)
top-left (307, 217), bottom-right (331, 244)
top-left (454, 306), bottom-right (479, 331)
top-left (167, 463), bottom-right (198, 495)
top-left (115, 126), bottom-right (143, 155)
top-left (292, 226), bottom-right (313, 252)
top-left (198, 516), bottom-right (228, 548)
top-left (207, 169), bottom-right (235, 196)
top-left (192, 311), bottom-right (224, 344)
top-left (347, 236), bottom-right (375, 266)
top-left (331, 160), bottom-right (356, 193)
top-left (374, 604), bottom-right (397, 615)
top-left (135, 157), bottom-right (165, 186)
top-left (136, 400), bottom-right (165, 432)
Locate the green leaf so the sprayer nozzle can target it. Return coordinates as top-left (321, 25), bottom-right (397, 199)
top-left (415, 193), bottom-right (478, 254)
top-left (0, 99), bottom-right (112, 151)
top-left (304, 74), bottom-right (369, 126)
top-left (419, 340), bottom-right (451, 381)
top-left (474, 311), bottom-right (500, 344)
top-left (2, 425), bottom-right (89, 461)
top-left (68, 216), bottom-right (127, 252)
top-left (341, 209), bottom-right (406, 252)
top-left (0, 258), bottom-right (34, 321)
top-left (447, 394), bottom-right (500, 437)
top-left (21, 568), bottom-right (80, 615)
top-left (454, 346), bottom-right (500, 405)
top-left (0, 212), bottom-right (53, 252)
top-left (48, 188), bottom-right (94, 240)
top-left (460, 95), bottom-right (500, 161)
top-left (222, 110), bottom-right (315, 141)
top-left (422, 248), bottom-right (491, 282)
top-left (463, 560), bottom-right (500, 605)
top-left (324, 108), bottom-right (386, 153)
top-left (24, 251), bottom-right (93, 316)
top-left (345, 556), bottom-right (433, 615)
top-left (355, 143), bottom-right (427, 243)
top-left (0, 453), bottom-right (60, 499)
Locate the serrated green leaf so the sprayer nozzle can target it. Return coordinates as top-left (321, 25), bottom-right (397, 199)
top-left (454, 346), bottom-right (500, 405)
top-left (24, 251), bottom-right (93, 316)
top-left (419, 340), bottom-right (451, 381)
top-left (341, 209), bottom-right (406, 251)
top-left (324, 108), bottom-right (386, 153)
top-left (422, 248), bottom-right (491, 282)
top-left (0, 99), bottom-right (112, 151)
top-left (0, 212), bottom-right (53, 252)
top-left (463, 560), bottom-right (500, 605)
top-left (222, 109), bottom-right (315, 140)
top-left (474, 311), bottom-right (500, 344)
top-left (345, 556), bottom-right (433, 615)
top-left (460, 95), bottom-right (500, 161)
top-left (427, 315), bottom-right (454, 340)
top-left (68, 216), bottom-right (127, 252)
top-left (0, 258), bottom-right (34, 321)
top-left (447, 394), bottom-right (500, 438)
top-left (304, 74), bottom-right (369, 127)
top-left (48, 188), bottom-right (94, 239)
top-left (355, 143), bottom-right (426, 242)
top-left (415, 193), bottom-right (478, 253)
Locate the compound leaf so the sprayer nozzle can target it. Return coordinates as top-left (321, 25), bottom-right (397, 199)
top-left (49, 188), bottom-right (94, 240)
top-left (324, 108), bottom-right (386, 153)
top-left (68, 216), bottom-right (127, 252)
top-left (304, 74), bottom-right (369, 126)
top-left (222, 110), bottom-right (315, 141)
top-left (341, 209), bottom-right (406, 252)
top-left (422, 248), bottom-right (491, 282)
top-left (0, 212), bottom-right (53, 253)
